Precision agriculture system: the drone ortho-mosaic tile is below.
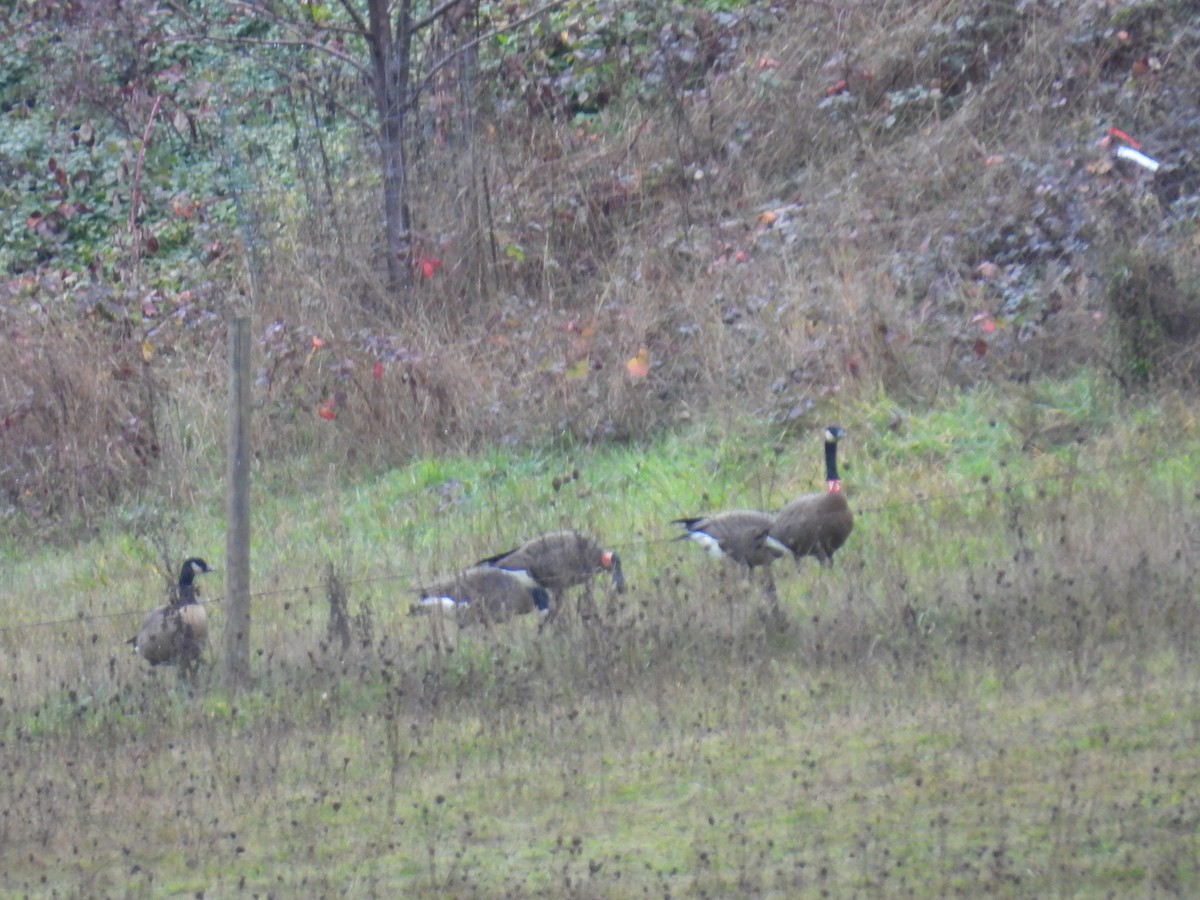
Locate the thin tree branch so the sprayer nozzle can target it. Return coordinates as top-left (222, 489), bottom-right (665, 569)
top-left (228, 0), bottom-right (367, 38)
top-left (333, 0), bottom-right (370, 36)
top-left (410, 0), bottom-right (474, 34)
top-left (170, 31), bottom-right (373, 81)
top-left (414, 0), bottom-right (571, 102)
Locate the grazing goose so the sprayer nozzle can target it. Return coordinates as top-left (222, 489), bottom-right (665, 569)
top-left (131, 557), bottom-right (211, 671)
top-left (478, 530), bottom-right (626, 614)
top-left (674, 508), bottom-right (788, 602)
top-left (413, 566), bottom-right (551, 624)
top-left (769, 426), bottom-right (854, 566)
top-left (673, 510), bottom-right (789, 569)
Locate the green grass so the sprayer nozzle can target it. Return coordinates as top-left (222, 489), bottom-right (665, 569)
top-left (3, 371), bottom-right (1200, 895)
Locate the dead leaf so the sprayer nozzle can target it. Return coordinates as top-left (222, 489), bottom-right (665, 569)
top-left (975, 261), bottom-right (1001, 281)
top-left (626, 347), bottom-right (650, 379)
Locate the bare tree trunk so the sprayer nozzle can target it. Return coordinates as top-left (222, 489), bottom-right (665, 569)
top-left (368, 0), bottom-right (413, 291)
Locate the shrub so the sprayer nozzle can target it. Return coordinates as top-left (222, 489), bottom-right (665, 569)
top-left (1105, 249), bottom-right (1200, 387)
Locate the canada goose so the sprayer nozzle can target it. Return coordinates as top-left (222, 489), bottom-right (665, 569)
top-left (413, 566), bottom-right (551, 624)
top-left (673, 510), bottom-right (789, 569)
top-left (131, 557), bottom-right (211, 671)
top-left (478, 530), bottom-right (626, 615)
top-left (769, 426), bottom-right (854, 565)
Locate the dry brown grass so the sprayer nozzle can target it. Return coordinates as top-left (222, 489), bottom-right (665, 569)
top-left (3, 0), bottom-right (1200, 537)
top-left (0, 326), bottom-right (161, 528)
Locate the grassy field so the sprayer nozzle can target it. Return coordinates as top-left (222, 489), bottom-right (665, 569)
top-left (3, 373), bottom-right (1200, 896)
top-left (5, 0), bottom-right (1200, 894)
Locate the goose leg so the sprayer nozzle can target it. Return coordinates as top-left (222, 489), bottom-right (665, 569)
top-left (761, 567), bottom-right (778, 605)
top-left (538, 591), bottom-right (566, 634)
top-left (579, 584), bottom-right (601, 623)
top-left (760, 566), bottom-right (789, 630)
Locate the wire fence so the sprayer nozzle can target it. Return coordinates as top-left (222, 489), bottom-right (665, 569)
top-left (0, 447), bottom-right (1171, 638)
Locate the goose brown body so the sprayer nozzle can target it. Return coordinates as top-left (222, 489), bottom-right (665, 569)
top-left (769, 426), bottom-right (854, 565)
top-left (414, 566), bottom-right (550, 624)
top-left (133, 557), bottom-right (211, 669)
top-left (479, 530), bottom-right (626, 595)
top-left (674, 510), bottom-right (788, 569)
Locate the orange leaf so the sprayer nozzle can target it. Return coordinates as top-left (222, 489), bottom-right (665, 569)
top-left (317, 398), bottom-right (336, 420)
top-left (626, 347), bottom-right (650, 379)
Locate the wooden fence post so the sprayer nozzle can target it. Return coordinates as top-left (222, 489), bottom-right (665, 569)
top-left (224, 316), bottom-right (252, 687)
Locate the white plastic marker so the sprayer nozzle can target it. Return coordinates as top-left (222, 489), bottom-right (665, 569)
top-left (1116, 145), bottom-right (1160, 173)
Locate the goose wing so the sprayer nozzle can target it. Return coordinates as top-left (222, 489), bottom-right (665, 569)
top-left (674, 510), bottom-right (785, 567)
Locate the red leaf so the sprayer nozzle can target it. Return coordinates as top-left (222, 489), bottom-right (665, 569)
top-left (418, 256), bottom-right (443, 278)
top-left (972, 312), bottom-right (997, 333)
top-left (973, 339), bottom-right (988, 358)
top-left (317, 398), bottom-right (336, 420)
top-left (373, 360), bottom-right (383, 381)
top-left (1107, 127), bottom-right (1141, 149)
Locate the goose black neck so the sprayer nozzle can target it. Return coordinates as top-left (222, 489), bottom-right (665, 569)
top-left (178, 562), bottom-right (200, 605)
top-left (825, 437), bottom-right (840, 483)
